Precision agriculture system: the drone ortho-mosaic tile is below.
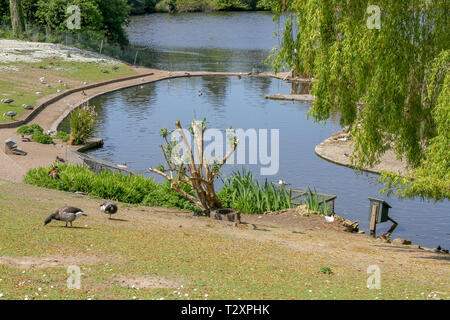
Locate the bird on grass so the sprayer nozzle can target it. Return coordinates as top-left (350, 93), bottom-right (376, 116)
top-left (3, 112), bottom-right (17, 120)
top-left (1, 98), bottom-right (14, 105)
top-left (22, 104), bottom-right (34, 110)
top-left (100, 202), bottom-right (118, 220)
top-left (44, 206), bottom-right (87, 227)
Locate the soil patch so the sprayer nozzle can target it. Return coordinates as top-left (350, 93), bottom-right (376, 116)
top-left (0, 255), bottom-right (105, 269)
top-left (112, 275), bottom-right (186, 290)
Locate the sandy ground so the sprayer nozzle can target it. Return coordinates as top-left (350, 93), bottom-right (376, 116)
top-left (315, 129), bottom-right (409, 176)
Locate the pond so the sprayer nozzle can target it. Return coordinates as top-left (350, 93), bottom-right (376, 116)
top-left (62, 12), bottom-right (449, 248)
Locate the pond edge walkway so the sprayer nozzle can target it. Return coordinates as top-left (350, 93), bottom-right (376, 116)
top-left (0, 67), bottom-right (293, 182)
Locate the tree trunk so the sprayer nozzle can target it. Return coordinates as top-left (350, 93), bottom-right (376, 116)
top-left (9, 0), bottom-right (25, 37)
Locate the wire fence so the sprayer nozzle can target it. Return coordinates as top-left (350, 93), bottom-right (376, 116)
top-left (0, 22), bottom-right (156, 67)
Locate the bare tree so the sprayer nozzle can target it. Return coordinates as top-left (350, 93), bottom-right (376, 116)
top-left (149, 119), bottom-right (239, 213)
top-left (9, 0), bottom-right (25, 37)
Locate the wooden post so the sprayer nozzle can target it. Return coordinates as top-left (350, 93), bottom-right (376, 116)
top-left (370, 205), bottom-right (378, 238)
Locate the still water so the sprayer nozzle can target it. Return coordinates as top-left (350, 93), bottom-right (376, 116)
top-left (68, 12), bottom-right (450, 248)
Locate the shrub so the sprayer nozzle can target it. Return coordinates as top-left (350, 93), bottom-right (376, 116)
top-left (31, 132), bottom-right (53, 144)
top-left (17, 124), bottom-right (44, 135)
top-left (70, 105), bottom-right (97, 145)
top-left (24, 164), bottom-right (199, 212)
top-left (218, 167), bottom-right (292, 214)
top-left (55, 131), bottom-right (70, 142)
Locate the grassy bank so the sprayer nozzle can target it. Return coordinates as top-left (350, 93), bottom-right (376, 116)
top-left (0, 179), bottom-right (448, 300)
top-left (0, 59), bottom-right (135, 124)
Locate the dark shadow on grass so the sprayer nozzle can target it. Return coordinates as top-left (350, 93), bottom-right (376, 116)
top-left (47, 225), bottom-right (90, 229)
top-left (108, 218), bottom-right (129, 222)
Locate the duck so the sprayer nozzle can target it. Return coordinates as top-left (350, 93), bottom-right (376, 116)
top-left (44, 206), bottom-right (87, 227)
top-left (49, 166), bottom-right (60, 179)
top-left (278, 179), bottom-right (290, 186)
top-left (1, 98), bottom-right (14, 104)
top-left (100, 202), bottom-right (118, 219)
top-left (56, 156), bottom-right (65, 163)
top-left (22, 104), bottom-right (34, 110)
top-left (21, 134), bottom-right (31, 142)
top-left (3, 111), bottom-right (17, 120)
top-left (198, 90), bottom-right (203, 96)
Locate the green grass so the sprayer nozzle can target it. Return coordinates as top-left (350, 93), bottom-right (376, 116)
top-left (0, 60), bottom-right (136, 123)
top-left (0, 180), bottom-right (448, 300)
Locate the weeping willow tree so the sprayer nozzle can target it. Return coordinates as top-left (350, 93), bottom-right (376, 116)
top-left (268, 1), bottom-right (449, 201)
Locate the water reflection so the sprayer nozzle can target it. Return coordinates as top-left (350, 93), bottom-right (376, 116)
top-left (66, 76), bottom-right (450, 249)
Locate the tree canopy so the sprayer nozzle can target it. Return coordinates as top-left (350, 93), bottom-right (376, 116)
top-left (1, 0), bottom-right (131, 44)
top-left (269, 1), bottom-right (449, 201)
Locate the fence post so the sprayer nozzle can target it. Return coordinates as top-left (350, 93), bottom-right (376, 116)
top-left (134, 50), bottom-right (139, 65)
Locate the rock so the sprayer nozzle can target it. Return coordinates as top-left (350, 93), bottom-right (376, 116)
top-left (392, 238), bottom-right (412, 245)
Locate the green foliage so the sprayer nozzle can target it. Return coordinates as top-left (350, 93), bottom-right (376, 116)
top-left (380, 52), bottom-right (450, 201)
top-left (218, 167), bottom-right (291, 214)
top-left (55, 131), bottom-right (70, 142)
top-left (305, 188), bottom-right (331, 216)
top-left (24, 164), bottom-right (199, 212)
top-left (17, 124), bottom-right (43, 135)
top-left (31, 132), bottom-right (53, 144)
top-left (70, 105), bottom-right (97, 145)
top-left (270, 1), bottom-right (450, 200)
top-left (319, 266), bottom-right (332, 275)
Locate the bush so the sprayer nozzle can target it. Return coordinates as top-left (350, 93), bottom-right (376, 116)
top-left (218, 167), bottom-right (292, 214)
top-left (24, 164), bottom-right (199, 212)
top-left (31, 132), bottom-right (53, 144)
top-left (17, 124), bottom-right (44, 135)
top-left (55, 131), bottom-right (70, 142)
top-left (70, 105), bottom-right (97, 145)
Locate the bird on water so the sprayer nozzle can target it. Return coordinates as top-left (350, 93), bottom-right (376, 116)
top-left (44, 206), bottom-right (88, 227)
top-left (100, 202), bottom-right (118, 219)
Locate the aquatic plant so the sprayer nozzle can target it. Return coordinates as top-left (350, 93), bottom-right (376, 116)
top-left (218, 167), bottom-right (292, 214)
top-left (69, 104), bottom-right (97, 145)
top-left (305, 188), bottom-right (331, 216)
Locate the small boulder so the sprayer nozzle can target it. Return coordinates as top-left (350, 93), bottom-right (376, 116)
top-left (392, 238), bottom-right (412, 245)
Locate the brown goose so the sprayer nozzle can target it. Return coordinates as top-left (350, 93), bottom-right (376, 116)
top-left (44, 206), bottom-right (87, 227)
